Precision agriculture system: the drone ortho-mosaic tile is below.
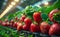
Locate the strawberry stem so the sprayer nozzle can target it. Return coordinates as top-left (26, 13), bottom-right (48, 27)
top-left (46, 18), bottom-right (49, 23)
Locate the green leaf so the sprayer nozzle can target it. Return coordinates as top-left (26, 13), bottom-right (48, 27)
top-left (41, 13), bottom-right (48, 21)
top-left (52, 0), bottom-right (60, 9)
top-left (7, 14), bottom-right (14, 21)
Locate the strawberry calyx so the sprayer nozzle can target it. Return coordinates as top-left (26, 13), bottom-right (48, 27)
top-left (53, 12), bottom-right (60, 23)
top-left (33, 21), bottom-right (38, 25)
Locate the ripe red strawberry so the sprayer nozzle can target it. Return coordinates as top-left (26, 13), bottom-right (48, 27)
top-left (30, 23), bottom-right (40, 32)
top-left (49, 9), bottom-right (60, 23)
top-left (40, 22), bottom-right (50, 34)
top-left (20, 15), bottom-right (26, 22)
top-left (17, 23), bottom-right (23, 31)
top-left (33, 12), bottom-right (42, 24)
top-left (2, 22), bottom-right (6, 26)
top-left (49, 23), bottom-right (60, 36)
top-left (9, 22), bottom-right (13, 26)
top-left (23, 25), bottom-right (30, 31)
top-left (9, 20), bottom-right (14, 26)
top-left (13, 22), bottom-right (18, 28)
top-left (6, 22), bottom-right (10, 26)
top-left (24, 18), bottom-right (32, 26)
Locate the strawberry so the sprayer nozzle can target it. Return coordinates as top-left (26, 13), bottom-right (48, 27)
top-left (33, 12), bottom-right (42, 24)
top-left (49, 23), bottom-right (60, 36)
top-left (20, 15), bottom-right (26, 22)
top-left (30, 23), bottom-right (40, 32)
top-left (23, 25), bottom-right (30, 31)
top-left (40, 22), bottom-right (50, 34)
top-left (24, 18), bottom-right (32, 26)
top-left (49, 9), bottom-right (60, 23)
top-left (17, 23), bottom-right (23, 31)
